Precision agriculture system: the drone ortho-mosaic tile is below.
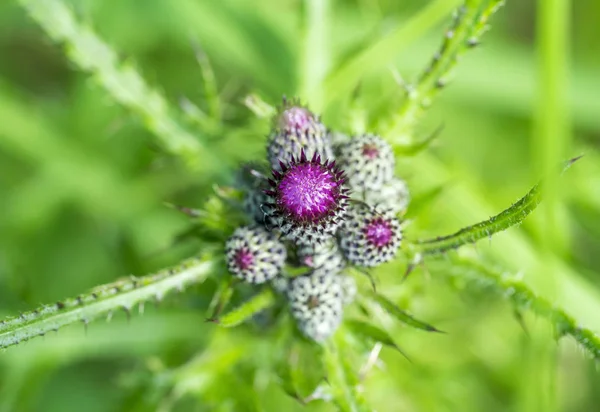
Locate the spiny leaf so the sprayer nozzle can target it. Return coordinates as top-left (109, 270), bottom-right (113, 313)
top-left (370, 293), bottom-right (444, 333)
top-left (18, 0), bottom-right (212, 169)
top-left (411, 156), bottom-right (581, 255)
top-left (217, 288), bottom-right (276, 328)
top-left (385, 0), bottom-right (505, 144)
top-left (0, 257), bottom-right (215, 350)
top-left (445, 255), bottom-right (600, 361)
top-left (345, 319), bottom-right (411, 361)
top-left (323, 0), bottom-right (460, 107)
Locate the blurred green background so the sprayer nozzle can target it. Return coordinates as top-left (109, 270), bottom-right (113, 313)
top-left (1, 0), bottom-right (600, 411)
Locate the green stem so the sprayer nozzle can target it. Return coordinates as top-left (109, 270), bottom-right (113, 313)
top-left (0, 257), bottom-right (215, 350)
top-left (301, 0), bottom-right (330, 111)
top-left (385, 0), bottom-right (504, 145)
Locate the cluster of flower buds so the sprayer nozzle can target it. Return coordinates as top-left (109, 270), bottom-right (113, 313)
top-left (225, 98), bottom-right (409, 342)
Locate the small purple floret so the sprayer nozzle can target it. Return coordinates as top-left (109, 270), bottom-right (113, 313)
top-left (234, 248), bottom-right (254, 270)
top-left (280, 107), bottom-right (312, 130)
top-left (361, 144), bottom-right (379, 159)
top-left (364, 217), bottom-right (393, 247)
top-left (278, 162), bottom-right (338, 221)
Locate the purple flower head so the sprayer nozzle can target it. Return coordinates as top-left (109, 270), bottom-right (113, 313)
top-left (267, 99), bottom-right (334, 172)
top-left (339, 205), bottom-right (402, 267)
top-left (225, 226), bottom-right (287, 284)
top-left (264, 150), bottom-right (349, 244)
top-left (364, 217), bottom-right (393, 247)
top-left (233, 248), bottom-right (254, 271)
top-left (336, 134), bottom-right (395, 192)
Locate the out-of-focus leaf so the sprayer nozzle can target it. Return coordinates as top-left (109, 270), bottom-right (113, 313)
top-left (345, 319), bottom-right (410, 361)
top-left (323, 333), bottom-right (370, 412)
top-left (277, 340), bottom-right (326, 403)
top-left (218, 288), bottom-right (275, 328)
top-left (370, 293), bottom-right (444, 333)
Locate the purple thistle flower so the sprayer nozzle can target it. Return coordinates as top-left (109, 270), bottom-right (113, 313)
top-left (225, 225), bottom-right (287, 284)
top-left (263, 150), bottom-right (349, 244)
top-left (336, 134), bottom-right (395, 192)
top-left (287, 271), bottom-right (344, 342)
top-left (267, 100), bottom-right (334, 172)
top-left (339, 205), bottom-right (402, 267)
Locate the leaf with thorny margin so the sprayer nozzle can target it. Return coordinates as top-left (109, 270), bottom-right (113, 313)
top-left (370, 292), bottom-right (445, 333)
top-left (411, 156), bottom-right (582, 256)
top-left (446, 255), bottom-right (600, 361)
top-left (0, 256), bottom-right (215, 350)
top-left (216, 287), bottom-right (276, 327)
top-left (345, 319), bottom-right (411, 361)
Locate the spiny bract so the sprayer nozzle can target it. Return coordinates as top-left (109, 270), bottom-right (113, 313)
top-left (267, 100), bottom-right (334, 171)
top-left (225, 225), bottom-right (287, 283)
top-left (263, 150), bottom-right (349, 244)
top-left (336, 134), bottom-right (395, 193)
top-left (287, 271), bottom-right (344, 342)
top-left (339, 205), bottom-right (402, 267)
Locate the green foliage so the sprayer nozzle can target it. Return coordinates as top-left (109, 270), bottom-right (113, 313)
top-left (366, 293), bottom-right (444, 333)
top-left (0, 257), bottom-right (214, 349)
top-left (410, 156), bottom-right (580, 256)
top-left (1, 0), bottom-right (599, 410)
top-left (217, 288), bottom-right (276, 327)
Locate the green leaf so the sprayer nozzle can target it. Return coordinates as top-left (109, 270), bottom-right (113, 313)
top-left (370, 293), bottom-right (444, 333)
top-left (277, 341), bottom-right (326, 403)
top-left (445, 255), bottom-right (600, 361)
top-left (411, 156), bottom-right (582, 255)
top-left (217, 288), bottom-right (276, 328)
top-left (345, 319), bottom-right (410, 361)
top-left (0, 257), bottom-right (215, 350)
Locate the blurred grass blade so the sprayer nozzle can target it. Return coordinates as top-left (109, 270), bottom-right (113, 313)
top-left (345, 319), bottom-right (410, 361)
top-left (0, 257), bottom-right (215, 350)
top-left (323, 0), bottom-right (460, 107)
top-left (412, 156), bottom-right (581, 256)
top-left (370, 293), bottom-right (444, 333)
top-left (447, 255), bottom-right (600, 360)
top-left (18, 0), bottom-right (210, 169)
top-left (217, 288), bottom-right (275, 327)
top-left (323, 334), bottom-right (369, 412)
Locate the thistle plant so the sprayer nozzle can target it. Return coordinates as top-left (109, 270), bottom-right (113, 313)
top-left (2, 0), bottom-right (599, 410)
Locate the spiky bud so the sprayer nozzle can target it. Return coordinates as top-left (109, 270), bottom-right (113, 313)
top-left (267, 100), bottom-right (334, 171)
top-left (363, 177), bottom-right (410, 214)
top-left (336, 134), bottom-right (395, 192)
top-left (339, 205), bottom-right (402, 267)
top-left (225, 226), bottom-right (286, 284)
top-left (263, 150), bottom-right (349, 244)
top-left (297, 239), bottom-right (346, 275)
top-left (287, 271), bottom-right (344, 342)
